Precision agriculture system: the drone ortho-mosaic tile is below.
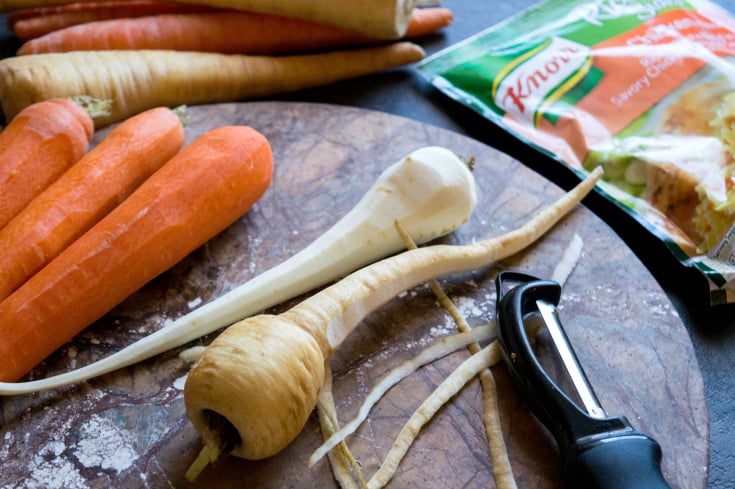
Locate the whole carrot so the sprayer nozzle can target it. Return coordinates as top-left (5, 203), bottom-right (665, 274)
top-left (0, 98), bottom-right (93, 230)
top-left (10, 0), bottom-right (217, 41)
top-left (17, 8), bottom-right (453, 55)
top-left (0, 125), bottom-right (273, 382)
top-left (0, 106), bottom-right (185, 303)
top-left (0, 42), bottom-right (425, 127)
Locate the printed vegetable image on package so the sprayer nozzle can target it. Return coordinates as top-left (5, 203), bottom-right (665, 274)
top-left (419, 0), bottom-right (735, 304)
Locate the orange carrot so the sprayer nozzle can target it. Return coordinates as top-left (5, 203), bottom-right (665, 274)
top-left (0, 106), bottom-right (185, 304)
top-left (0, 98), bottom-right (93, 230)
top-left (7, 1), bottom-right (188, 25)
top-left (0, 125), bottom-right (272, 382)
top-left (405, 7), bottom-right (454, 38)
top-left (17, 7), bottom-right (452, 55)
top-left (9, 1), bottom-right (217, 41)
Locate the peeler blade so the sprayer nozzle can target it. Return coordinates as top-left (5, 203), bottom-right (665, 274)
top-left (535, 299), bottom-right (607, 419)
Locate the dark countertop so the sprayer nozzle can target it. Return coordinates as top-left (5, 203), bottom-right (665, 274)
top-left (0, 1), bottom-right (733, 488)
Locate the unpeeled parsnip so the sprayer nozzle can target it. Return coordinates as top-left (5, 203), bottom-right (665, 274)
top-left (173, 0), bottom-right (418, 39)
top-left (184, 167), bottom-right (604, 462)
top-left (0, 0), bottom-right (418, 39)
top-left (0, 146), bottom-right (476, 395)
top-left (0, 43), bottom-right (424, 127)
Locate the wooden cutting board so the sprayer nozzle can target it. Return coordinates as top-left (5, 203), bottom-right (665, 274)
top-left (0, 102), bottom-right (707, 489)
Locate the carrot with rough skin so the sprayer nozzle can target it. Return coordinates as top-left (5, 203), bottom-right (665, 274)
top-left (0, 0), bottom-right (417, 39)
top-left (17, 7), bottom-right (452, 55)
top-left (9, 1), bottom-right (216, 41)
top-left (0, 125), bottom-right (273, 383)
top-left (0, 42), bottom-right (425, 127)
top-left (0, 98), bottom-right (93, 230)
top-left (0, 106), bottom-right (185, 304)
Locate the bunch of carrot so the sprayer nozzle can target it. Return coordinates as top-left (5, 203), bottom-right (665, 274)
top-left (0, 99), bottom-right (273, 382)
top-left (0, 1), bottom-right (451, 127)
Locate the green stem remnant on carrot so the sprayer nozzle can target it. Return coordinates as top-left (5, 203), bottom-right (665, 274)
top-left (0, 106), bottom-right (185, 303)
top-left (0, 98), bottom-right (93, 230)
top-left (0, 42), bottom-right (425, 127)
top-left (17, 8), bottom-right (452, 55)
top-left (183, 166), bottom-right (603, 464)
top-left (0, 125), bottom-right (273, 382)
top-left (8, 0), bottom-right (216, 41)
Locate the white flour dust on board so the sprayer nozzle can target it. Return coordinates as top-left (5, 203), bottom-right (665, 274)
top-left (21, 444), bottom-right (86, 489)
top-left (429, 282), bottom-right (496, 338)
top-left (1, 415), bottom-right (88, 489)
top-left (1, 392), bottom-right (146, 489)
top-left (73, 413), bottom-right (138, 474)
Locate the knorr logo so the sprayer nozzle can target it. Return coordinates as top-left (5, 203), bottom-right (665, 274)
top-left (493, 36), bottom-right (593, 126)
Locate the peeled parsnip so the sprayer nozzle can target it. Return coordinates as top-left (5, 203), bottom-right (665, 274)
top-left (183, 167), bottom-right (603, 462)
top-left (0, 146), bottom-right (476, 395)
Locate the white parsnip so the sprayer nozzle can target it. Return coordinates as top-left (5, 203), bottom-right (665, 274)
top-left (0, 43), bottom-right (424, 127)
top-left (0, 146), bottom-right (476, 395)
top-left (0, 0), bottom-right (418, 39)
top-left (183, 167), bottom-right (603, 462)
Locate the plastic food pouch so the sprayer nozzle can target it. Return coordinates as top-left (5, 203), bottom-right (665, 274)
top-left (418, 0), bottom-right (735, 304)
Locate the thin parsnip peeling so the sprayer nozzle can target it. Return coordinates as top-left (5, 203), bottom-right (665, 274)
top-left (183, 167), bottom-right (603, 464)
top-left (0, 43), bottom-right (424, 127)
top-left (367, 341), bottom-right (508, 489)
top-left (0, 146), bottom-right (476, 394)
top-left (310, 322), bottom-right (499, 466)
top-left (315, 367), bottom-right (366, 489)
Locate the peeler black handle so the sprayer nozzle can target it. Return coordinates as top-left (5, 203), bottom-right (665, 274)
top-left (564, 432), bottom-right (671, 489)
top-left (495, 271), bottom-right (673, 489)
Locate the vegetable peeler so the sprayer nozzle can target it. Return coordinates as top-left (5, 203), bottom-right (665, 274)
top-left (494, 271), bottom-right (673, 489)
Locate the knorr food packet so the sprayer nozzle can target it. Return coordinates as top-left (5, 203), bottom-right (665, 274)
top-left (419, 0), bottom-right (735, 304)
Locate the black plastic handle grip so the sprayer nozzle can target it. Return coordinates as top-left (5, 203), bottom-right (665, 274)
top-left (565, 432), bottom-right (672, 489)
top-left (495, 271), bottom-right (673, 489)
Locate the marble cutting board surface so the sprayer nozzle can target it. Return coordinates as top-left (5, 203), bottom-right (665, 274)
top-left (0, 102), bottom-right (707, 489)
